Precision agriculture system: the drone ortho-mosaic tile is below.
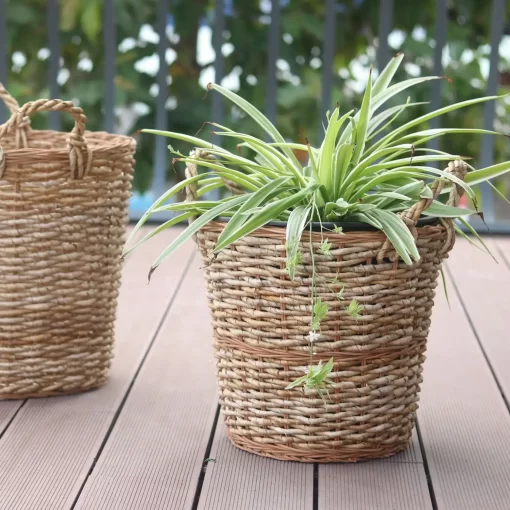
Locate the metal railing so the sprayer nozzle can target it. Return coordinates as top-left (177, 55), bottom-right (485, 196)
top-left (0, 0), bottom-right (508, 230)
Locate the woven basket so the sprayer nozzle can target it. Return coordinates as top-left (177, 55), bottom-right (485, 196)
top-left (0, 84), bottom-right (135, 399)
top-left (189, 158), bottom-right (466, 463)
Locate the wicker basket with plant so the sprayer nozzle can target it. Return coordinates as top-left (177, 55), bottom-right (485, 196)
top-left (124, 54), bottom-right (509, 462)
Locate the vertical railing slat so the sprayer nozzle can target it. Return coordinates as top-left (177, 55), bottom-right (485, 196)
top-left (479, 0), bottom-right (506, 223)
top-left (266, 0), bottom-right (280, 126)
top-left (428, 0), bottom-right (447, 154)
top-left (152, 0), bottom-right (169, 201)
top-left (207, 0), bottom-right (225, 201)
top-left (0, 0), bottom-right (8, 123)
top-left (319, 0), bottom-right (336, 142)
top-left (377, 0), bottom-right (394, 72)
top-left (103, 0), bottom-right (116, 133)
top-left (212, 0), bottom-right (225, 133)
top-left (47, 0), bottom-right (61, 130)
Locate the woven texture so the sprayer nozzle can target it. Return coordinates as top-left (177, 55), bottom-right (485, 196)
top-left (0, 84), bottom-right (135, 399)
top-left (190, 158), bottom-right (466, 463)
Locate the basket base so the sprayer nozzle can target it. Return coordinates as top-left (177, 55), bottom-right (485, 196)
top-left (0, 376), bottom-right (108, 400)
top-left (227, 429), bottom-right (410, 463)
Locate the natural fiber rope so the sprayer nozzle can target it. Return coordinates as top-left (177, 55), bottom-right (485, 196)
top-left (377, 160), bottom-right (467, 262)
top-left (216, 334), bottom-right (426, 363)
top-left (0, 83), bottom-right (30, 150)
top-left (185, 154), bottom-right (465, 462)
top-left (0, 95), bottom-right (92, 180)
top-left (0, 85), bottom-right (135, 399)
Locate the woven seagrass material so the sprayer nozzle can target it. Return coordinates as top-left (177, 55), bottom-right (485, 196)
top-left (189, 157), bottom-right (466, 462)
top-left (0, 84), bottom-right (135, 399)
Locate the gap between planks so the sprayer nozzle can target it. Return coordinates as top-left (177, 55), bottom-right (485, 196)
top-left (417, 239), bottom-right (510, 510)
top-left (74, 256), bottom-right (218, 510)
top-left (446, 237), bottom-right (510, 409)
top-left (0, 227), bottom-right (195, 510)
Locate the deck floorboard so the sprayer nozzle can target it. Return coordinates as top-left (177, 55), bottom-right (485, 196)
top-left (75, 257), bottom-right (218, 510)
top-left (0, 230), bottom-right (194, 510)
top-left (417, 256), bottom-right (510, 510)
top-left (1, 234), bottom-right (509, 509)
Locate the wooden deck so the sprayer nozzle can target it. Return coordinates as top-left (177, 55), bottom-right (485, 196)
top-left (1, 229), bottom-right (510, 510)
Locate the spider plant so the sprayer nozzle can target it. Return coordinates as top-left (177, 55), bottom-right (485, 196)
top-left (124, 53), bottom-right (510, 275)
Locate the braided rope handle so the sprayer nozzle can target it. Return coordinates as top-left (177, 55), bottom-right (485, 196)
top-left (0, 82), bottom-right (23, 116)
top-left (0, 96), bottom-right (91, 180)
top-left (0, 82), bottom-right (31, 149)
top-left (377, 159), bottom-right (468, 262)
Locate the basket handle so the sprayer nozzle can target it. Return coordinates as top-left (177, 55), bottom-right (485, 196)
top-left (0, 97), bottom-right (91, 180)
top-left (377, 159), bottom-right (468, 262)
top-left (0, 82), bottom-right (30, 149)
top-left (0, 82), bottom-right (24, 116)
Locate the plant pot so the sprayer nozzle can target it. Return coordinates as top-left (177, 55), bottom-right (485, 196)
top-left (194, 218), bottom-right (455, 462)
top-left (0, 85), bottom-right (135, 398)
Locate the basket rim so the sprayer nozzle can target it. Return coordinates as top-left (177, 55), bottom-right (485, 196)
top-left (0, 130), bottom-right (135, 154)
top-left (0, 131), bottom-right (136, 173)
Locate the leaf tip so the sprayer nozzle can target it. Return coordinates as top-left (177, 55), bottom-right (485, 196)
top-left (203, 83), bottom-right (214, 99)
top-left (148, 265), bottom-right (157, 283)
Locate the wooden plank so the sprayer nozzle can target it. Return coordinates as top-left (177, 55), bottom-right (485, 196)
top-left (47, 0), bottom-right (61, 130)
top-left (0, 0), bottom-right (8, 123)
top-left (320, 462), bottom-right (431, 510)
top-left (417, 262), bottom-right (510, 510)
top-left (428, 0), bottom-right (447, 154)
top-left (265, 0), bottom-right (280, 126)
top-left (103, 0), bottom-right (116, 132)
top-left (198, 420), bottom-right (314, 510)
top-left (0, 228), bottom-right (194, 510)
top-left (376, 0), bottom-right (394, 72)
top-left (445, 238), bottom-right (510, 402)
top-left (319, 432), bottom-right (432, 510)
top-left (152, 0), bottom-right (169, 200)
top-left (211, 0), bottom-right (225, 131)
top-left (319, 0), bottom-right (336, 141)
top-left (74, 256), bottom-right (216, 510)
top-left (479, 0), bottom-right (506, 222)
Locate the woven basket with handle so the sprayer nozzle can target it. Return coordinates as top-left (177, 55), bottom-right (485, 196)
top-left (0, 84), bottom-right (135, 399)
top-left (187, 155), bottom-right (466, 462)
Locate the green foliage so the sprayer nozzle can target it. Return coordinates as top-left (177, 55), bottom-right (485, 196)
top-left (123, 55), bottom-right (510, 401)
top-left (311, 297), bottom-right (328, 331)
top-left (126, 56), bottom-right (510, 273)
top-left (285, 357), bottom-right (334, 403)
top-left (346, 299), bottom-right (364, 320)
top-left (318, 238), bottom-right (332, 258)
top-left (5, 0), bottom-right (510, 201)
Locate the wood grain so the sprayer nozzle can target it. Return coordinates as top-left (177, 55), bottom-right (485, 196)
top-left (418, 261), bottom-right (510, 509)
top-left (319, 432), bottom-right (432, 510)
top-left (446, 238), bottom-right (510, 401)
top-left (197, 420), bottom-right (314, 510)
top-left (0, 228), bottom-right (194, 510)
top-left (75, 257), bottom-right (218, 510)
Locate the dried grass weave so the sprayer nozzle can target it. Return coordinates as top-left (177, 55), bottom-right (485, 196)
top-left (0, 84), bottom-right (135, 399)
top-left (190, 158), bottom-right (466, 462)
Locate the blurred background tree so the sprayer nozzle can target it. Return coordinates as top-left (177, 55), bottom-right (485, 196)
top-left (3, 0), bottom-right (510, 212)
